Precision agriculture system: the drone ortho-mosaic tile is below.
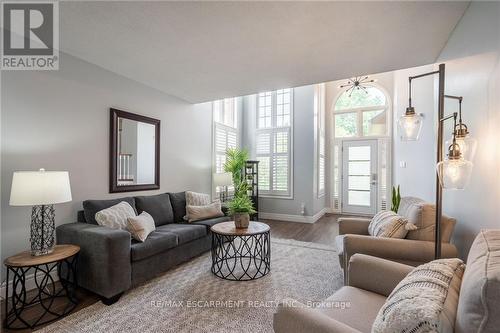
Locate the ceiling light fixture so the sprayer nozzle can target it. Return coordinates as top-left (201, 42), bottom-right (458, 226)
top-left (339, 76), bottom-right (376, 97)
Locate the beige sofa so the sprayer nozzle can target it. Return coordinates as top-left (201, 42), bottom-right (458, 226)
top-left (274, 229), bottom-right (500, 333)
top-left (336, 197), bottom-right (458, 282)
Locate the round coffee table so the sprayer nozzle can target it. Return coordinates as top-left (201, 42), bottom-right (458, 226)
top-left (3, 244), bottom-right (80, 330)
top-left (210, 221), bottom-right (271, 281)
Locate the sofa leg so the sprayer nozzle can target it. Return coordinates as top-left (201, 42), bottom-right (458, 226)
top-left (101, 292), bottom-right (123, 305)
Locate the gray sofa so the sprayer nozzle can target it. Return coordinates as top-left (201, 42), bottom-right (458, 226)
top-left (56, 191), bottom-right (230, 304)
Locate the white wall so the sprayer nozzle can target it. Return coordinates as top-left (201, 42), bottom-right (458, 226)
top-left (392, 2), bottom-right (500, 258)
top-left (242, 85), bottom-right (326, 218)
top-left (1, 53), bottom-right (213, 271)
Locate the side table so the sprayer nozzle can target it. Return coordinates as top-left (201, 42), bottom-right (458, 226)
top-left (3, 244), bottom-right (80, 330)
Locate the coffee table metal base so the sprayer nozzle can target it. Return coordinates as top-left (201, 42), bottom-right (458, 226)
top-left (211, 232), bottom-right (270, 281)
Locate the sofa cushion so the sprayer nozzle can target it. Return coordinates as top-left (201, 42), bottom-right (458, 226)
top-left (95, 201), bottom-right (136, 230)
top-left (373, 258), bottom-right (464, 333)
top-left (168, 191), bottom-right (186, 223)
top-left (135, 193), bottom-right (174, 226)
top-left (156, 224), bottom-right (207, 245)
top-left (456, 229), bottom-right (500, 333)
top-left (130, 230), bottom-right (178, 261)
top-left (127, 211), bottom-right (156, 242)
top-left (186, 202), bottom-right (224, 222)
top-left (193, 216), bottom-right (231, 230)
top-left (83, 197), bottom-right (136, 225)
top-left (320, 286), bottom-right (386, 333)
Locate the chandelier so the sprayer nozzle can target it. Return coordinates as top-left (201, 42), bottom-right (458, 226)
top-left (340, 76), bottom-right (376, 97)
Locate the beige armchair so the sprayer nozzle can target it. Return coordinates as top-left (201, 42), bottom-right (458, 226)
top-left (335, 197), bottom-right (458, 282)
top-left (274, 230), bottom-right (500, 333)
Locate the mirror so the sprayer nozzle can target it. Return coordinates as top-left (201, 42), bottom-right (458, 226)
top-left (110, 108), bottom-right (160, 193)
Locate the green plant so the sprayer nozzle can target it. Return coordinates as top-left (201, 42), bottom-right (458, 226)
top-left (228, 195), bottom-right (256, 215)
top-left (223, 148), bottom-right (249, 197)
top-left (391, 185), bottom-right (401, 212)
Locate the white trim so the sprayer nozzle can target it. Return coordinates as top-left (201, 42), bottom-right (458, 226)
top-left (260, 207), bottom-right (329, 224)
top-left (0, 271), bottom-right (59, 299)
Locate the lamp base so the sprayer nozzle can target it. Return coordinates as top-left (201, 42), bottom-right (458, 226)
top-left (30, 205), bottom-right (56, 256)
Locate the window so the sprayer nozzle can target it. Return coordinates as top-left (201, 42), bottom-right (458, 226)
top-left (315, 83), bottom-right (326, 197)
top-left (213, 98), bottom-right (238, 187)
top-left (256, 89), bottom-right (293, 197)
top-left (334, 86), bottom-right (388, 138)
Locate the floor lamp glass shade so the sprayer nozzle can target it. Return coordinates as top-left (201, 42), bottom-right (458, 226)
top-left (446, 135), bottom-right (477, 161)
top-left (9, 169), bottom-right (72, 256)
top-left (398, 113), bottom-right (423, 141)
top-left (436, 159), bottom-right (473, 189)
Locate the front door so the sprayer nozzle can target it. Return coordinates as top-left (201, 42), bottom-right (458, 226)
top-left (342, 140), bottom-right (378, 215)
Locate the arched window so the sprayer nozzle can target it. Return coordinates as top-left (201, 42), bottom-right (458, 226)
top-left (334, 86), bottom-right (389, 138)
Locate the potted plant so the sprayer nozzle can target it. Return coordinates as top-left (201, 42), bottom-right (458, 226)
top-left (223, 148), bottom-right (249, 197)
top-left (228, 194), bottom-right (256, 229)
top-left (391, 185), bottom-right (401, 212)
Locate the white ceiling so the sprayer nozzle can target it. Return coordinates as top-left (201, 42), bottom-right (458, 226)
top-left (60, 1), bottom-right (469, 103)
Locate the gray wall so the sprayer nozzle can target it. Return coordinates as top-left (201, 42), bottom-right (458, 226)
top-left (242, 85), bottom-right (325, 216)
top-left (1, 53), bottom-right (213, 272)
top-left (392, 1), bottom-right (500, 258)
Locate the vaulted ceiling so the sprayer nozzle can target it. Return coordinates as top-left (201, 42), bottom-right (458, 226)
top-left (60, 1), bottom-right (469, 103)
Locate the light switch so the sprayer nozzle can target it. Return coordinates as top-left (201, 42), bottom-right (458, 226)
top-left (399, 161), bottom-right (407, 168)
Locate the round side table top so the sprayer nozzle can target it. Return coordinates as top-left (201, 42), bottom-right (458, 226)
top-left (211, 221), bottom-right (270, 236)
top-left (4, 245), bottom-right (80, 267)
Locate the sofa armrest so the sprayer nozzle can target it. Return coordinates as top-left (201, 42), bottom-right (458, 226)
top-left (338, 217), bottom-right (371, 235)
top-left (342, 235), bottom-right (458, 265)
top-left (274, 299), bottom-right (361, 333)
top-left (56, 223), bottom-right (132, 298)
top-left (348, 254), bottom-right (413, 297)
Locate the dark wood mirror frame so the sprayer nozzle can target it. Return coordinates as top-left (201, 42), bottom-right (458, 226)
top-left (109, 108), bottom-right (160, 193)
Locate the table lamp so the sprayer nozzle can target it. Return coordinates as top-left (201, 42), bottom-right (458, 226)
top-left (9, 169), bottom-right (72, 256)
top-left (213, 172), bottom-right (233, 202)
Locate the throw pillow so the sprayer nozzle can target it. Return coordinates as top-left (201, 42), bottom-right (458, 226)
top-left (372, 258), bottom-right (465, 333)
top-left (95, 201), bottom-right (136, 230)
top-left (368, 211), bottom-right (416, 239)
top-left (127, 211), bottom-right (156, 242)
top-left (186, 201), bottom-right (224, 222)
top-left (184, 191), bottom-right (211, 221)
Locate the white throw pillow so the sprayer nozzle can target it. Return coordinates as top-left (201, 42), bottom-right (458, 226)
top-left (184, 191), bottom-right (211, 221)
top-left (95, 201), bottom-right (136, 230)
top-left (368, 211), bottom-right (416, 239)
top-left (372, 258), bottom-right (465, 333)
top-left (186, 202), bottom-right (224, 222)
top-left (127, 211), bottom-right (156, 242)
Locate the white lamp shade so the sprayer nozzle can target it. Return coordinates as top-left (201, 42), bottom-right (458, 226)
top-left (398, 113), bottom-right (423, 141)
top-left (10, 169), bottom-right (72, 206)
top-left (213, 172), bottom-right (233, 187)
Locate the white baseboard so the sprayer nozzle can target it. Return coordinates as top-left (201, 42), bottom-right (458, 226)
top-left (0, 271), bottom-right (59, 299)
top-left (260, 207), bottom-right (331, 223)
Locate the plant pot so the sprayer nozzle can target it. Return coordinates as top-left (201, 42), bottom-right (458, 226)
top-left (233, 213), bottom-right (250, 229)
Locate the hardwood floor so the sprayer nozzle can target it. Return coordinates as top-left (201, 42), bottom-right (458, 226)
top-left (1, 214), bottom-right (342, 332)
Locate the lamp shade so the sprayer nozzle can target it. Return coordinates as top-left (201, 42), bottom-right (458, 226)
top-left (446, 135), bottom-right (477, 161)
top-left (436, 159), bottom-right (472, 189)
top-left (213, 172), bottom-right (233, 187)
top-left (9, 169), bottom-right (72, 206)
top-left (398, 113), bottom-right (423, 141)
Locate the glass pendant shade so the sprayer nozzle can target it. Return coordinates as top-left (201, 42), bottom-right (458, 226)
top-left (446, 135), bottom-right (477, 161)
top-left (398, 113), bottom-right (423, 141)
top-left (436, 159), bottom-right (473, 189)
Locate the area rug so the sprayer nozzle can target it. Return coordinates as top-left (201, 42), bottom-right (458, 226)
top-left (38, 238), bottom-right (343, 333)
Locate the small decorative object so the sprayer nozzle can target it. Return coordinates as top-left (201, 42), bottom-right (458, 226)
top-left (228, 194), bottom-right (256, 229)
top-left (9, 169), bottom-right (72, 256)
top-left (213, 172), bottom-right (233, 202)
top-left (340, 75), bottom-right (376, 97)
top-left (391, 185), bottom-right (401, 213)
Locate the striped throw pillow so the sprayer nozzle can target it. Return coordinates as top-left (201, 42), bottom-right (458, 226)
top-left (368, 211), bottom-right (414, 239)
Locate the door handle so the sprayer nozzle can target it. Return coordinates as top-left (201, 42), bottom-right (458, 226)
top-left (370, 173), bottom-right (378, 185)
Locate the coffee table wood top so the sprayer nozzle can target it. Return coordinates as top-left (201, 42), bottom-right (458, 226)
top-left (211, 221), bottom-right (270, 236)
top-left (4, 245), bottom-right (80, 267)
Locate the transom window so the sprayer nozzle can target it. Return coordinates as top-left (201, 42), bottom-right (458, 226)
top-left (213, 98), bottom-right (238, 174)
top-left (256, 89), bottom-right (293, 198)
top-left (334, 86), bottom-right (389, 138)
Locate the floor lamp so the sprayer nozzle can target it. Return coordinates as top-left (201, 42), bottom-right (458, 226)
top-left (398, 63), bottom-right (474, 259)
